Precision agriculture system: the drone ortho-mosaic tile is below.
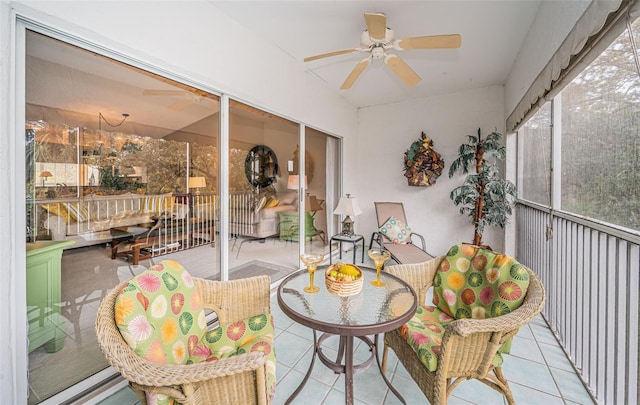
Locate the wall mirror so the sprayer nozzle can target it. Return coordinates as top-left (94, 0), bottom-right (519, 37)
top-left (245, 145), bottom-right (278, 188)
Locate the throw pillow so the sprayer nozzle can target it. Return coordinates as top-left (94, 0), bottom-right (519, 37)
top-left (141, 193), bottom-right (173, 214)
top-left (378, 216), bottom-right (412, 244)
top-left (432, 244), bottom-right (530, 320)
top-left (265, 197), bottom-right (279, 208)
top-left (114, 260), bottom-right (208, 366)
top-left (64, 202), bottom-right (91, 222)
top-left (42, 203), bottom-right (72, 224)
top-left (255, 196), bottom-right (267, 213)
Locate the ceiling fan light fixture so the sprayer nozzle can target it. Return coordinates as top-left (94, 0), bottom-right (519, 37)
top-left (304, 12), bottom-right (461, 90)
top-left (371, 47), bottom-right (385, 59)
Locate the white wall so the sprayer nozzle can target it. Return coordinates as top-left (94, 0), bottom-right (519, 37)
top-left (356, 86), bottom-right (506, 256)
top-left (0, 1), bottom-right (358, 402)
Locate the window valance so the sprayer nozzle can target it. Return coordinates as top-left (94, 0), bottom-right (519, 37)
top-left (507, 0), bottom-right (640, 132)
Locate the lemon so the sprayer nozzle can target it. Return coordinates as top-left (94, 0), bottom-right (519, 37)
top-left (339, 264), bottom-right (360, 278)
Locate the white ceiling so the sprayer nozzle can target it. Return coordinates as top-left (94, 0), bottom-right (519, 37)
top-left (213, 0), bottom-right (542, 108)
top-left (26, 1), bottom-right (543, 138)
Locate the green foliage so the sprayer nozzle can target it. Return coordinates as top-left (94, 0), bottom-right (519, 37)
top-left (449, 128), bottom-right (517, 244)
top-left (99, 166), bottom-right (127, 191)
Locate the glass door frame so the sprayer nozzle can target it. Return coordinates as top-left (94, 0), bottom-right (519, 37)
top-left (14, 17), bottom-right (344, 405)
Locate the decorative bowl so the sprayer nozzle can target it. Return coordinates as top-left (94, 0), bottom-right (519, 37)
top-left (325, 262), bottom-right (364, 297)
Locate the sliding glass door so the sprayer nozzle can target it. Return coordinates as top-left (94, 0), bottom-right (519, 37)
top-left (25, 30), bottom-right (220, 403)
top-left (227, 101), bottom-right (300, 275)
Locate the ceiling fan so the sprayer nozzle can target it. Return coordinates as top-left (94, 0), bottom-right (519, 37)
top-left (142, 89), bottom-right (205, 111)
top-left (304, 12), bottom-right (461, 90)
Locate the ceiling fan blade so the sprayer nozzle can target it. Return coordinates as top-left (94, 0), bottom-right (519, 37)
top-left (143, 89), bottom-right (186, 96)
top-left (169, 98), bottom-right (194, 111)
top-left (340, 57), bottom-right (371, 90)
top-left (384, 54), bottom-right (421, 87)
top-left (394, 34), bottom-right (462, 50)
top-left (364, 12), bottom-right (387, 41)
top-left (304, 48), bottom-right (359, 62)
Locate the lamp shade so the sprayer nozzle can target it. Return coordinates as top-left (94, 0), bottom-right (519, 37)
top-left (287, 174), bottom-right (308, 190)
top-left (39, 171), bottom-right (53, 178)
top-left (188, 177), bottom-right (206, 188)
top-left (304, 195), bottom-right (323, 212)
top-left (333, 195), bottom-right (362, 217)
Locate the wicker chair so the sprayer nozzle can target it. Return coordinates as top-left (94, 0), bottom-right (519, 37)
top-left (381, 257), bottom-right (546, 405)
top-left (95, 275), bottom-right (273, 405)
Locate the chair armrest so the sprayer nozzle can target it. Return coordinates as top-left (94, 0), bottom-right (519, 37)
top-left (369, 231), bottom-right (384, 250)
top-left (409, 232), bottom-right (427, 251)
top-left (120, 349), bottom-right (266, 388)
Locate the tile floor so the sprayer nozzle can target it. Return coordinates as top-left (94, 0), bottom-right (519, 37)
top-left (100, 291), bottom-right (595, 405)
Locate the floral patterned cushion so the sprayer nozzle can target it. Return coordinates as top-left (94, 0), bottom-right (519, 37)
top-left (115, 260), bottom-right (208, 405)
top-left (115, 260), bottom-right (207, 365)
top-left (203, 314), bottom-right (277, 399)
top-left (378, 216), bottom-right (412, 244)
top-left (114, 260), bottom-right (276, 404)
top-left (400, 305), bottom-right (506, 372)
top-left (399, 305), bottom-right (453, 371)
top-left (432, 244), bottom-right (530, 320)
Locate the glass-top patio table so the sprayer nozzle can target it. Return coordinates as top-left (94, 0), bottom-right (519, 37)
top-left (277, 266), bottom-right (417, 405)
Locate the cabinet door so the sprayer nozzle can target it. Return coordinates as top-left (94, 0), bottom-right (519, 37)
top-left (26, 243), bottom-right (68, 353)
top-left (279, 212), bottom-right (297, 241)
top-left (278, 212), bottom-right (317, 242)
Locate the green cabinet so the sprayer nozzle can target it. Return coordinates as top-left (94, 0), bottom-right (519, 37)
top-left (26, 240), bottom-right (74, 353)
top-left (279, 211), bottom-right (314, 242)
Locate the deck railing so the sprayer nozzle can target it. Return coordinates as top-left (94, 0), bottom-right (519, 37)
top-left (517, 201), bottom-right (639, 404)
top-left (30, 193), bottom-right (217, 254)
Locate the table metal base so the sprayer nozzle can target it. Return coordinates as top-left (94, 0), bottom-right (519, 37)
top-left (285, 331), bottom-right (406, 405)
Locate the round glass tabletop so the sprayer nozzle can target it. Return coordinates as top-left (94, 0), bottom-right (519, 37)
top-left (277, 266), bottom-right (417, 336)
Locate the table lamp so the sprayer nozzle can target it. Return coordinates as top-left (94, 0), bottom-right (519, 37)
top-left (39, 171), bottom-right (53, 187)
top-left (333, 194), bottom-right (362, 236)
top-left (305, 195), bottom-right (323, 215)
top-left (188, 176), bottom-right (206, 194)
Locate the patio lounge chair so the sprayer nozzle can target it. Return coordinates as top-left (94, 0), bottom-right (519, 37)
top-left (381, 245), bottom-right (546, 404)
top-left (369, 201), bottom-right (433, 264)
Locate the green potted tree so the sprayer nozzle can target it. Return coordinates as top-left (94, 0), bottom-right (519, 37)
top-left (448, 128), bottom-right (517, 246)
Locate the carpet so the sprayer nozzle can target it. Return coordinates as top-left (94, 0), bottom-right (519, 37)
top-left (230, 260), bottom-right (292, 282)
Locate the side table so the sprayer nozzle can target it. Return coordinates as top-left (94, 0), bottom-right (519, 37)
top-left (330, 233), bottom-right (364, 264)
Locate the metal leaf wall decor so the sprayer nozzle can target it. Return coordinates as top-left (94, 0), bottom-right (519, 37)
top-left (403, 132), bottom-right (445, 187)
